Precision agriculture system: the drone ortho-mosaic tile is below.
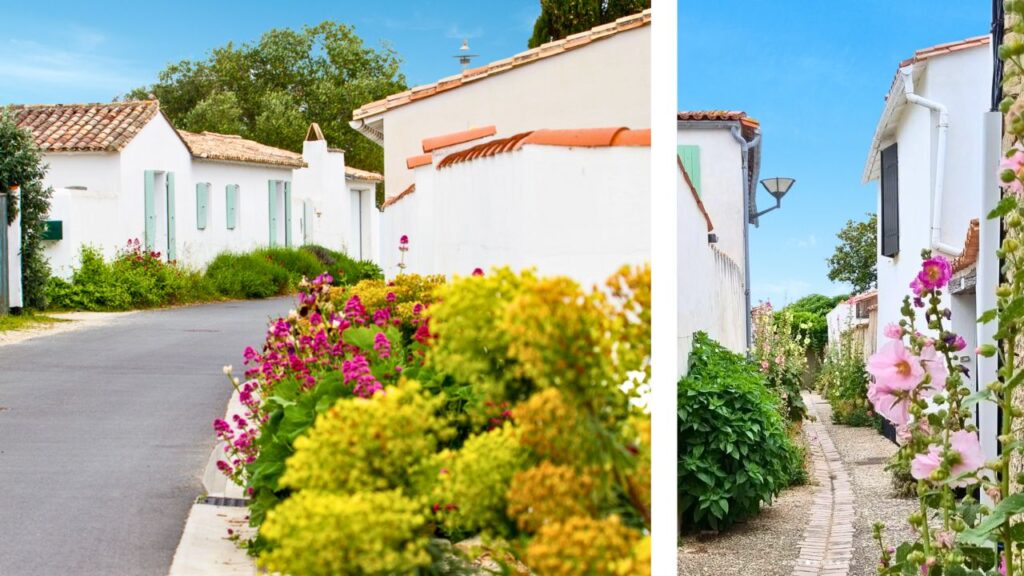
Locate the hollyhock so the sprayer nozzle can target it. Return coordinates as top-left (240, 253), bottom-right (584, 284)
top-left (917, 255), bottom-right (952, 290)
top-left (911, 430), bottom-right (984, 487)
top-left (866, 341), bottom-right (926, 427)
top-left (919, 345), bottom-right (948, 393)
top-left (1001, 148), bottom-right (1024, 195)
top-left (910, 277), bottom-right (925, 297)
top-left (884, 323), bottom-right (902, 339)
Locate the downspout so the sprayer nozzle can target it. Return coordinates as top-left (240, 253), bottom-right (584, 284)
top-left (901, 67), bottom-right (960, 255)
top-left (731, 125), bottom-right (761, 349)
top-left (979, 109), bottom-right (1001, 475)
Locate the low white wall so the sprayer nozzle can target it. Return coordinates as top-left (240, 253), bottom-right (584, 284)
top-left (382, 144), bottom-right (650, 288)
top-left (678, 170), bottom-right (746, 375)
top-left (7, 194), bottom-right (22, 308)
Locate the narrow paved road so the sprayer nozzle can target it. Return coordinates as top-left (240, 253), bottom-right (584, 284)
top-left (0, 297), bottom-right (293, 576)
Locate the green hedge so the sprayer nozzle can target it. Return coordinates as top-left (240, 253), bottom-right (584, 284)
top-left (301, 244), bottom-right (382, 285)
top-left (679, 332), bottom-right (803, 532)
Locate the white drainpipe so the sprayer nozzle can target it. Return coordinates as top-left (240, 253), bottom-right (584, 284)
top-left (901, 67), bottom-right (960, 255)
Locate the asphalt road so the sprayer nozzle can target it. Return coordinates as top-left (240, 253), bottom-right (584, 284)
top-left (0, 297), bottom-right (293, 576)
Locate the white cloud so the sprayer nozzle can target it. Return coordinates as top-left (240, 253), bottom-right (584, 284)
top-left (788, 234), bottom-right (817, 249)
top-left (0, 36), bottom-right (142, 97)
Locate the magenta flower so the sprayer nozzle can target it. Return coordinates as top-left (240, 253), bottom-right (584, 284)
top-left (374, 332), bottom-right (392, 359)
top-left (472, 267), bottom-right (484, 276)
top-left (386, 292), bottom-right (396, 303)
top-left (917, 255), bottom-right (952, 291)
top-left (883, 323), bottom-right (902, 340)
top-left (909, 277), bottom-right (925, 297)
top-left (400, 235), bottom-right (409, 245)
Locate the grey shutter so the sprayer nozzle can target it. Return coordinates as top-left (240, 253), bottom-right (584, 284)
top-left (880, 143), bottom-right (899, 258)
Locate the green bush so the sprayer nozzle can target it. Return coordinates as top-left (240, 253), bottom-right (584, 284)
top-left (46, 243), bottom-right (212, 311)
top-left (204, 252), bottom-right (290, 299)
top-left (254, 247), bottom-right (325, 284)
top-left (679, 332), bottom-right (801, 532)
top-left (817, 329), bottom-right (876, 427)
top-left (302, 244), bottom-right (383, 285)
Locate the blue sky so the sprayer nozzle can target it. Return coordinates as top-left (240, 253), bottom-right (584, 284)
top-left (1, 1), bottom-right (540, 104)
top-left (680, 0), bottom-right (991, 306)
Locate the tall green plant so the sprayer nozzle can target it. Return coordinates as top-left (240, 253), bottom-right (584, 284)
top-left (0, 110), bottom-right (52, 310)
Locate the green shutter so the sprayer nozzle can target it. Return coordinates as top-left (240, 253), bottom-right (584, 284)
top-left (226, 185), bottom-right (237, 230)
top-left (268, 181), bottom-right (278, 247)
top-left (284, 181), bottom-right (292, 248)
top-left (166, 172), bottom-right (177, 261)
top-left (678, 145), bottom-right (702, 195)
top-left (196, 183), bottom-right (209, 230)
top-left (144, 170), bottom-right (156, 250)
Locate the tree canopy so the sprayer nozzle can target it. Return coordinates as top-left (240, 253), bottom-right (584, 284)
top-left (528, 0), bottom-right (650, 48)
top-left (0, 110), bottom-right (52, 309)
top-left (826, 213), bottom-right (877, 294)
top-left (124, 22), bottom-right (407, 175)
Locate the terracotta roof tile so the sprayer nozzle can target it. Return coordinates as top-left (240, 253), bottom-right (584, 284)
top-left (352, 9), bottom-right (651, 120)
top-left (407, 154), bottom-right (433, 169)
top-left (381, 183), bottom-right (415, 209)
top-left (10, 101), bottom-right (161, 152)
top-left (422, 126), bottom-right (496, 152)
top-left (179, 130), bottom-right (307, 168)
top-left (677, 110), bottom-right (760, 130)
top-left (678, 156), bottom-right (712, 232)
top-left (899, 35), bottom-right (990, 68)
top-left (952, 218), bottom-right (980, 274)
top-left (435, 127), bottom-right (649, 169)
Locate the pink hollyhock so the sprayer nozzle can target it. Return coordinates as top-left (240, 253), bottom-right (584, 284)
top-left (911, 430), bottom-right (985, 487)
top-left (917, 255), bottom-right (952, 290)
top-left (866, 341), bottom-right (926, 427)
top-left (910, 277), bottom-right (925, 297)
top-left (952, 335), bottom-right (967, 352)
top-left (884, 323), bottom-right (902, 340)
top-left (1001, 148), bottom-right (1024, 195)
top-left (919, 345), bottom-right (948, 393)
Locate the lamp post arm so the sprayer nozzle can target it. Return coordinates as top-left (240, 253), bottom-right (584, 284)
top-left (752, 197), bottom-right (782, 220)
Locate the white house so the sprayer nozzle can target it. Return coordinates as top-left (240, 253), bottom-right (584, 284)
top-left (863, 35), bottom-right (994, 452)
top-left (349, 9), bottom-right (651, 202)
top-left (11, 102), bottom-right (380, 278)
top-left (677, 111), bottom-right (762, 372)
top-left (379, 126), bottom-right (650, 286)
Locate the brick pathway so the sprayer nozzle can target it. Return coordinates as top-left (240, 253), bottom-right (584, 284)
top-left (793, 394), bottom-right (855, 576)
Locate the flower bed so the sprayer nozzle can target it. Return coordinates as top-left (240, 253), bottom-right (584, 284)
top-left (216, 265), bottom-right (651, 574)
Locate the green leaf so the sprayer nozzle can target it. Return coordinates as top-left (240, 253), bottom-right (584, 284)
top-left (963, 388), bottom-right (994, 408)
top-left (988, 195), bottom-right (1018, 219)
top-left (958, 493), bottom-right (1024, 545)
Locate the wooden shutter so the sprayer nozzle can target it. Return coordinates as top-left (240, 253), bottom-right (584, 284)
top-left (144, 170), bottom-right (156, 250)
top-left (268, 181), bottom-right (278, 247)
top-left (166, 172), bottom-right (177, 261)
top-left (196, 183), bottom-right (209, 230)
top-left (284, 181), bottom-right (292, 248)
top-left (678, 145), bottom-right (701, 195)
top-left (226, 185), bottom-right (237, 230)
top-left (880, 143), bottom-right (899, 257)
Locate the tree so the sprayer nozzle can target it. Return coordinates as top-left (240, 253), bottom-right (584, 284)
top-left (124, 22), bottom-right (407, 175)
top-left (827, 213), bottom-right (877, 294)
top-left (528, 0), bottom-right (650, 48)
top-left (0, 110), bottom-right (53, 310)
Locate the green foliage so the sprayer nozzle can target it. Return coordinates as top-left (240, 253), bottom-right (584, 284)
top-left (0, 109), bottom-right (52, 309)
top-left (124, 22), bottom-right (407, 175)
top-left (204, 252), bottom-right (291, 299)
top-left (817, 329), bottom-right (875, 427)
top-left (46, 244), bottom-right (212, 311)
top-left (253, 247), bottom-right (324, 284)
top-left (827, 212), bottom-right (877, 293)
top-left (301, 243), bottom-right (383, 285)
top-left (678, 332), bottom-right (802, 532)
top-left (782, 293), bottom-right (848, 356)
top-left (528, 0), bottom-right (650, 48)
top-left (752, 305), bottom-right (808, 421)
top-left (258, 489), bottom-right (432, 576)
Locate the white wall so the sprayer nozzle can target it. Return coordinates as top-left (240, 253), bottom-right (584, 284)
top-left (676, 127), bottom-right (746, 271)
top-left (6, 192), bottom-right (22, 308)
top-left (381, 143), bottom-right (649, 288)
top-left (874, 46), bottom-right (989, 345)
top-left (374, 26), bottom-right (650, 198)
top-left (40, 115), bottom-right (382, 277)
top-left (678, 169), bottom-right (746, 375)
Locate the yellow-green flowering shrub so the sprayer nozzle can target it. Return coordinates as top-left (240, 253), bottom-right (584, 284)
top-left (524, 515), bottom-right (638, 576)
top-left (281, 380), bottom-right (451, 493)
top-left (330, 273), bottom-right (444, 325)
top-left (512, 388), bottom-right (590, 466)
top-left (431, 424), bottom-right (527, 535)
top-left (506, 461), bottom-right (597, 532)
top-left (616, 535), bottom-right (651, 576)
top-left (258, 489), bottom-right (431, 576)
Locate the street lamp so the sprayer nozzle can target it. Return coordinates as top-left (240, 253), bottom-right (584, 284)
top-left (754, 177), bottom-right (795, 219)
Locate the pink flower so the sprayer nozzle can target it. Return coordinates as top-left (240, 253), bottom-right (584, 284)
top-left (400, 235), bottom-right (409, 245)
top-left (917, 255), bottom-right (952, 291)
top-left (919, 345), bottom-right (948, 393)
top-left (1001, 149), bottom-right (1024, 194)
top-left (866, 341), bottom-right (926, 427)
top-left (1000, 554), bottom-right (1008, 576)
top-left (759, 360), bottom-right (770, 372)
top-left (910, 277), bottom-right (925, 297)
top-left (911, 430), bottom-right (985, 487)
top-left (884, 323), bottom-right (902, 340)
top-left (472, 267), bottom-right (484, 276)
top-left (952, 335), bottom-right (967, 352)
